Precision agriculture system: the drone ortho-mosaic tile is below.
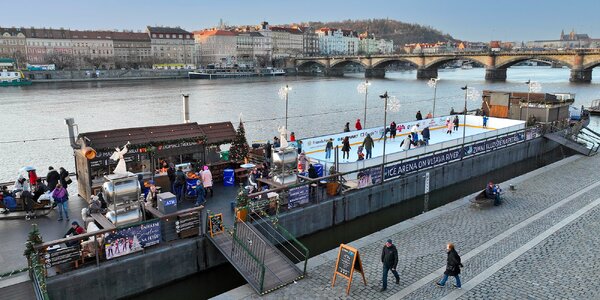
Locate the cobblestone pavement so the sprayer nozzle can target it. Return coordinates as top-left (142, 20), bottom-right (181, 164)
top-left (220, 153), bottom-right (600, 299)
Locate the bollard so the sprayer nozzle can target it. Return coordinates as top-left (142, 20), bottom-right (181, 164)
top-left (509, 184), bottom-right (515, 191)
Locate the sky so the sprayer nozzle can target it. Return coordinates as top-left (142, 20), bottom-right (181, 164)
top-left (2, 0), bottom-right (599, 42)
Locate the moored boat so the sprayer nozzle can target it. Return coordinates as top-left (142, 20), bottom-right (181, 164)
top-left (0, 70), bottom-right (32, 86)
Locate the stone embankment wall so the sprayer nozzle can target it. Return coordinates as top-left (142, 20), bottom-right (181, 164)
top-left (24, 69), bottom-right (189, 82)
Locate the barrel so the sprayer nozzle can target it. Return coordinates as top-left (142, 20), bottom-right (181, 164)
top-left (313, 163), bottom-right (324, 177)
top-left (223, 169), bottom-right (235, 186)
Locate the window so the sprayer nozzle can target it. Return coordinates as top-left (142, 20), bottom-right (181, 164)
top-left (159, 34), bottom-right (163, 38)
top-left (166, 34), bottom-right (170, 38)
top-left (179, 34), bottom-right (183, 39)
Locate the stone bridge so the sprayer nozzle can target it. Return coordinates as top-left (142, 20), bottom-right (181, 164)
top-left (289, 50), bottom-right (600, 82)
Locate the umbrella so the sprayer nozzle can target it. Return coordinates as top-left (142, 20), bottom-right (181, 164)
top-left (20, 166), bottom-right (36, 172)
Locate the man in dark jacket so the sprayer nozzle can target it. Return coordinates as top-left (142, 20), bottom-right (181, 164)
top-left (422, 126), bottom-right (431, 145)
top-left (381, 239), bottom-right (400, 291)
top-left (436, 243), bottom-right (463, 289)
top-left (362, 134), bottom-right (374, 159)
top-left (46, 166), bottom-right (60, 191)
top-left (416, 110), bottom-right (423, 120)
top-left (174, 167), bottom-right (186, 203)
top-left (58, 167), bottom-right (70, 190)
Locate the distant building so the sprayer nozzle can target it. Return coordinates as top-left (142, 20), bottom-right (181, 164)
top-left (299, 26), bottom-right (319, 57)
top-left (0, 27), bottom-right (27, 67)
top-left (358, 32), bottom-right (393, 55)
top-left (147, 26), bottom-right (194, 65)
top-left (70, 30), bottom-right (115, 69)
top-left (193, 29), bottom-right (237, 66)
top-left (111, 31), bottom-right (152, 68)
top-left (235, 31), bottom-right (271, 66)
top-left (23, 28), bottom-right (73, 65)
top-left (317, 28), bottom-right (359, 56)
top-left (526, 29), bottom-right (595, 49)
top-left (269, 25), bottom-right (303, 59)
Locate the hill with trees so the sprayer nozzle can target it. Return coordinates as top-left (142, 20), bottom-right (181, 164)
top-left (307, 19), bottom-right (456, 49)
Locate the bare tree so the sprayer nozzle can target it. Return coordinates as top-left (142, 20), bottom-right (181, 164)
top-left (43, 52), bottom-right (76, 70)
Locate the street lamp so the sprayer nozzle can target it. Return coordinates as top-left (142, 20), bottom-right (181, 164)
top-left (427, 78), bottom-right (439, 118)
top-left (525, 80), bottom-right (542, 125)
top-left (460, 85), bottom-right (481, 148)
top-left (379, 91), bottom-right (400, 180)
top-left (278, 84), bottom-right (292, 129)
top-left (357, 80), bottom-right (371, 127)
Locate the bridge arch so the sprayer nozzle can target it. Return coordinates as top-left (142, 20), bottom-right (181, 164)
top-left (583, 60), bottom-right (600, 70)
top-left (296, 60), bottom-right (327, 70)
top-left (329, 59), bottom-right (368, 69)
top-left (495, 56), bottom-right (573, 69)
top-left (423, 56), bottom-right (489, 69)
top-left (371, 58), bottom-right (419, 69)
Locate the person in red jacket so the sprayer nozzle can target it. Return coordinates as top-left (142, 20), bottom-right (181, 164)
top-left (355, 119), bottom-right (362, 130)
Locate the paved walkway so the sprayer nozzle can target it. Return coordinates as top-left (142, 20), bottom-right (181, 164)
top-left (216, 153), bottom-right (600, 299)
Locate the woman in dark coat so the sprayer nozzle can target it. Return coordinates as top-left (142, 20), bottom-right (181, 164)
top-left (341, 137), bottom-right (351, 160)
top-left (436, 243), bottom-right (463, 288)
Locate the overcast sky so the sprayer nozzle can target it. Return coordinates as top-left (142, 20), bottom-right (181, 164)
top-left (2, 0), bottom-right (599, 42)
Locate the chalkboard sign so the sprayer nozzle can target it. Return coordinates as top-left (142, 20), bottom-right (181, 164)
top-left (208, 213), bottom-right (224, 237)
top-left (331, 244), bottom-right (366, 295)
top-left (42, 245), bottom-right (81, 268)
top-left (288, 185), bottom-right (310, 209)
top-left (176, 212), bottom-right (200, 238)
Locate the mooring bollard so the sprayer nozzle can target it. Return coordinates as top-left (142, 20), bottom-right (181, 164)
top-left (509, 184), bottom-right (515, 191)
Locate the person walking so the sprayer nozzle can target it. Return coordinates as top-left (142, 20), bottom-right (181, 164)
top-left (325, 138), bottom-right (333, 159)
top-left (265, 140), bottom-right (272, 161)
top-left (201, 166), bottom-right (214, 197)
top-left (390, 121), bottom-right (397, 140)
top-left (483, 115), bottom-right (489, 128)
top-left (416, 110), bottom-right (423, 120)
top-left (173, 167), bottom-right (186, 203)
top-left (380, 239), bottom-right (400, 292)
top-left (446, 118), bottom-right (453, 135)
top-left (422, 126), bottom-right (431, 145)
top-left (355, 119), bottom-right (362, 130)
top-left (344, 122), bottom-right (350, 132)
top-left (290, 132), bottom-right (296, 142)
top-left (341, 136), bottom-right (351, 160)
top-left (411, 124), bottom-right (420, 143)
top-left (436, 243), bottom-right (463, 289)
top-left (52, 183), bottom-right (69, 221)
top-left (58, 167), bottom-right (71, 192)
top-left (453, 116), bottom-right (459, 131)
top-left (362, 134), bottom-right (374, 159)
top-left (46, 166), bottom-right (60, 191)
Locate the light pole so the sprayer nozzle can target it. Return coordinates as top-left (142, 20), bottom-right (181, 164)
top-left (427, 78), bottom-right (439, 118)
top-left (379, 91), bottom-right (400, 180)
top-left (357, 80), bottom-right (371, 127)
top-left (524, 80), bottom-right (541, 125)
top-left (278, 84), bottom-right (292, 129)
top-left (460, 85), bottom-right (480, 148)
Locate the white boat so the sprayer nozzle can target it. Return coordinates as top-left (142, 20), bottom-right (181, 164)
top-left (188, 68), bottom-right (256, 79)
top-left (1, 69), bottom-right (32, 86)
top-left (259, 67), bottom-right (285, 76)
top-left (461, 64), bottom-right (473, 70)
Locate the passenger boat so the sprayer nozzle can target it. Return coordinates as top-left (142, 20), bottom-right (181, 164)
top-left (0, 69), bottom-right (32, 86)
top-left (259, 67), bottom-right (285, 76)
top-left (188, 68), bottom-right (256, 79)
top-left (587, 99), bottom-right (600, 116)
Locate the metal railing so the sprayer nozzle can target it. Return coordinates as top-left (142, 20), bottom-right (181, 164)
top-left (30, 252), bottom-right (49, 300)
top-left (31, 206), bottom-right (204, 279)
top-left (230, 220), bottom-right (268, 293)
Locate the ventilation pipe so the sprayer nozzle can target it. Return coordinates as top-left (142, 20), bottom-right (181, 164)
top-left (182, 94), bottom-right (190, 123)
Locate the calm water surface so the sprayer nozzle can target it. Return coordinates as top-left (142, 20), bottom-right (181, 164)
top-left (0, 66), bottom-right (599, 181)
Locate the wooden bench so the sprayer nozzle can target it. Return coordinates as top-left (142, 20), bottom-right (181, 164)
top-left (90, 213), bottom-right (116, 230)
top-left (235, 168), bottom-right (249, 182)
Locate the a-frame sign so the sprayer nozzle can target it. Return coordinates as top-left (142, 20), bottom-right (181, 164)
top-left (331, 244), bottom-right (366, 295)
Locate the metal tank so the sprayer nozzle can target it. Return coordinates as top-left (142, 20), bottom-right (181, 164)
top-left (271, 147), bottom-right (298, 172)
top-left (101, 173), bottom-right (142, 225)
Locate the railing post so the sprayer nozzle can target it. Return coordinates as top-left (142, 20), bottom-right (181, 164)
top-left (94, 235), bottom-right (100, 267)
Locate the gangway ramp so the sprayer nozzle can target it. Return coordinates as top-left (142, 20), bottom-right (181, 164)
top-left (544, 132), bottom-right (598, 156)
top-left (208, 216), bottom-right (306, 295)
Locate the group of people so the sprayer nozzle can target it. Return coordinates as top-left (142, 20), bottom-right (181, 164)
top-left (164, 164), bottom-right (214, 207)
top-left (381, 240), bottom-right (463, 291)
top-left (0, 166), bottom-right (72, 220)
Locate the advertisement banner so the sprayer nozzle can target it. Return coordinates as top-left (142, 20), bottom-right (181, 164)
top-left (384, 148), bottom-right (462, 180)
top-left (463, 132), bottom-right (525, 157)
top-left (104, 219), bottom-right (161, 260)
top-left (288, 185), bottom-right (310, 209)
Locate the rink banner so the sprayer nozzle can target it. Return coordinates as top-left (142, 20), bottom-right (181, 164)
top-left (384, 132), bottom-right (526, 180)
top-left (462, 132), bottom-right (525, 157)
top-left (104, 219), bottom-right (161, 260)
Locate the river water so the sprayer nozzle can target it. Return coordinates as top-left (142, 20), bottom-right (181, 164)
top-left (0, 66), bottom-right (598, 182)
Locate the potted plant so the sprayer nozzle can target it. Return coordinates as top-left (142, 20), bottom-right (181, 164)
top-left (235, 185), bottom-right (250, 222)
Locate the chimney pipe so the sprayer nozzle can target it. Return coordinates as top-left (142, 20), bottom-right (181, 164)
top-left (182, 94), bottom-right (190, 123)
top-left (65, 118), bottom-right (81, 149)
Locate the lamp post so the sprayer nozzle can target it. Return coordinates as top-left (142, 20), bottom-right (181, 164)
top-left (278, 84), bottom-right (292, 129)
top-left (379, 91), bottom-right (400, 180)
top-left (460, 85), bottom-right (480, 148)
top-left (524, 80), bottom-right (541, 126)
top-left (357, 80), bottom-right (371, 127)
top-left (427, 78), bottom-right (439, 118)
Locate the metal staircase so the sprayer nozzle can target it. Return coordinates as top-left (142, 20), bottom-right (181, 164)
top-left (544, 125), bottom-right (600, 156)
top-left (207, 211), bottom-right (308, 295)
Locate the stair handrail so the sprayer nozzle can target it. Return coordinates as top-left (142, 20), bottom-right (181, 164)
top-left (273, 221), bottom-right (310, 275)
top-left (247, 212), bottom-right (306, 265)
top-left (230, 225), bottom-right (268, 293)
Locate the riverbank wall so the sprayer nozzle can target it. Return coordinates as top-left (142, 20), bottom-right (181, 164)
top-left (45, 237), bottom-right (227, 300)
top-left (24, 69), bottom-right (189, 82)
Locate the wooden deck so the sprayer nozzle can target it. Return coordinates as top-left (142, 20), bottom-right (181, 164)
top-left (0, 280), bottom-right (35, 300)
top-left (209, 224), bottom-right (303, 294)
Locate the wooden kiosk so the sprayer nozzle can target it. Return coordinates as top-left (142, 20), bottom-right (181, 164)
top-left (71, 121), bottom-right (236, 201)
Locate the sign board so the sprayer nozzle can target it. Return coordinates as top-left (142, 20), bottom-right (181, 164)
top-left (176, 212), bottom-right (200, 238)
top-left (288, 185), bottom-right (310, 209)
top-left (332, 244), bottom-right (366, 295)
top-left (41, 245), bottom-right (81, 268)
top-left (104, 219), bottom-right (161, 260)
top-left (208, 213), bottom-right (224, 237)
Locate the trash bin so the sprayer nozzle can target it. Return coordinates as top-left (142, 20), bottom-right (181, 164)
top-left (223, 168), bottom-right (235, 186)
top-left (314, 163), bottom-right (324, 177)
